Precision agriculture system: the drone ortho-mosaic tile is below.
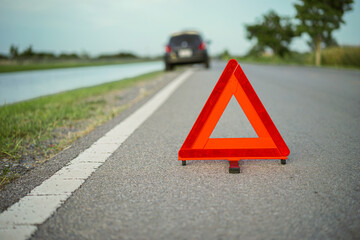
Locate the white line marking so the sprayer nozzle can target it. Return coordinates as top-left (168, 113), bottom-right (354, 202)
top-left (0, 69), bottom-right (194, 240)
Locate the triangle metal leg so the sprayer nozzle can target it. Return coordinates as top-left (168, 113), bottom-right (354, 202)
top-left (229, 161), bottom-right (240, 174)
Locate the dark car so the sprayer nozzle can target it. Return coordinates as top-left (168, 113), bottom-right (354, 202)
top-left (164, 31), bottom-right (209, 71)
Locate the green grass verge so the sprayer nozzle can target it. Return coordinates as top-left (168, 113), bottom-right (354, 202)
top-left (234, 53), bottom-right (308, 66)
top-left (312, 46), bottom-right (360, 68)
top-left (0, 70), bottom-right (164, 186)
top-left (0, 59), bottom-right (158, 73)
top-left (224, 46), bottom-right (360, 69)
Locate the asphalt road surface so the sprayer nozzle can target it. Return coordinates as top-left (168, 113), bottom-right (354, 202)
top-left (4, 61), bottom-right (360, 239)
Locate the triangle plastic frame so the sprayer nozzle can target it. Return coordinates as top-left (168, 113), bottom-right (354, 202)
top-left (178, 59), bottom-right (290, 161)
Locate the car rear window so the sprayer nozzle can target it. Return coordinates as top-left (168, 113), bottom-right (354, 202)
top-left (169, 34), bottom-right (202, 47)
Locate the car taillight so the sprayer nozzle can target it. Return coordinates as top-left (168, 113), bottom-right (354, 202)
top-left (165, 45), bottom-right (172, 53)
top-left (198, 42), bottom-right (206, 50)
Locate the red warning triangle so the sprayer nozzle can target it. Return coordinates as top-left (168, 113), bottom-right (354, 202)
top-left (178, 59), bottom-right (290, 161)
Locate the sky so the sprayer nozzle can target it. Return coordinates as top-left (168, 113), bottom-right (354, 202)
top-left (0, 0), bottom-right (359, 57)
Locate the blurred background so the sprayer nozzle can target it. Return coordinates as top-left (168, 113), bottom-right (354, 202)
top-left (0, 0), bottom-right (359, 68)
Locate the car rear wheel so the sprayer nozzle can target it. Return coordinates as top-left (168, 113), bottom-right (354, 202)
top-left (204, 60), bottom-right (210, 69)
top-left (165, 62), bottom-right (173, 71)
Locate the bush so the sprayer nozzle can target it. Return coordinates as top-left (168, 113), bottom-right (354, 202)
top-left (0, 54), bottom-right (8, 60)
top-left (307, 45), bottom-right (360, 67)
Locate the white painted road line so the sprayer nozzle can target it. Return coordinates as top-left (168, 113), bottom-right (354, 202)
top-left (0, 69), bottom-right (194, 240)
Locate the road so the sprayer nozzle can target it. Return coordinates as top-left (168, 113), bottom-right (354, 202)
top-left (2, 61), bottom-right (360, 239)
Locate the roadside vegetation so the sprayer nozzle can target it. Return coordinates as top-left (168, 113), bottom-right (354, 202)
top-left (219, 45), bottom-right (360, 69)
top-left (238, 0), bottom-right (357, 68)
top-left (0, 58), bottom-right (158, 73)
top-left (0, 46), bottom-right (160, 73)
top-left (0, 71), bottom-right (164, 188)
top-left (312, 45), bottom-right (360, 68)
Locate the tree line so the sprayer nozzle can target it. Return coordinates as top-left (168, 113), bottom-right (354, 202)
top-left (0, 45), bottom-right (139, 61)
top-left (245, 0), bottom-right (354, 66)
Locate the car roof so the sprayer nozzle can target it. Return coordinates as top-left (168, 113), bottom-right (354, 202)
top-left (170, 31), bottom-right (200, 37)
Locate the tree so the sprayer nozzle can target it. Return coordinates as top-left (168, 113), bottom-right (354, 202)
top-left (58, 53), bottom-right (80, 59)
top-left (294, 0), bottom-right (353, 66)
top-left (219, 49), bottom-right (231, 60)
top-left (9, 45), bottom-right (19, 60)
top-left (245, 10), bottom-right (296, 58)
top-left (307, 35), bottom-right (338, 51)
top-left (0, 54), bottom-right (8, 60)
top-left (21, 45), bottom-right (34, 59)
top-left (246, 44), bottom-right (265, 57)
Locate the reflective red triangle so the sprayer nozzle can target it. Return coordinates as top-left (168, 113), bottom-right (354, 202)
top-left (178, 59), bottom-right (290, 160)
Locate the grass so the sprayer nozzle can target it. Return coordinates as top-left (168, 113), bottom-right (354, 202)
top-left (234, 52), bottom-right (308, 66)
top-left (0, 70), bottom-right (164, 187)
top-left (0, 58), bottom-right (158, 73)
top-left (224, 45), bottom-right (360, 69)
top-left (310, 46), bottom-right (360, 68)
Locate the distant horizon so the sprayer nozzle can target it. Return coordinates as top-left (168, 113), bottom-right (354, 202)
top-left (1, 42), bottom-right (360, 59)
top-left (1, 0), bottom-right (359, 57)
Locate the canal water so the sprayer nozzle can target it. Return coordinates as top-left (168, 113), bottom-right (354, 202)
top-left (0, 61), bottom-right (164, 105)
